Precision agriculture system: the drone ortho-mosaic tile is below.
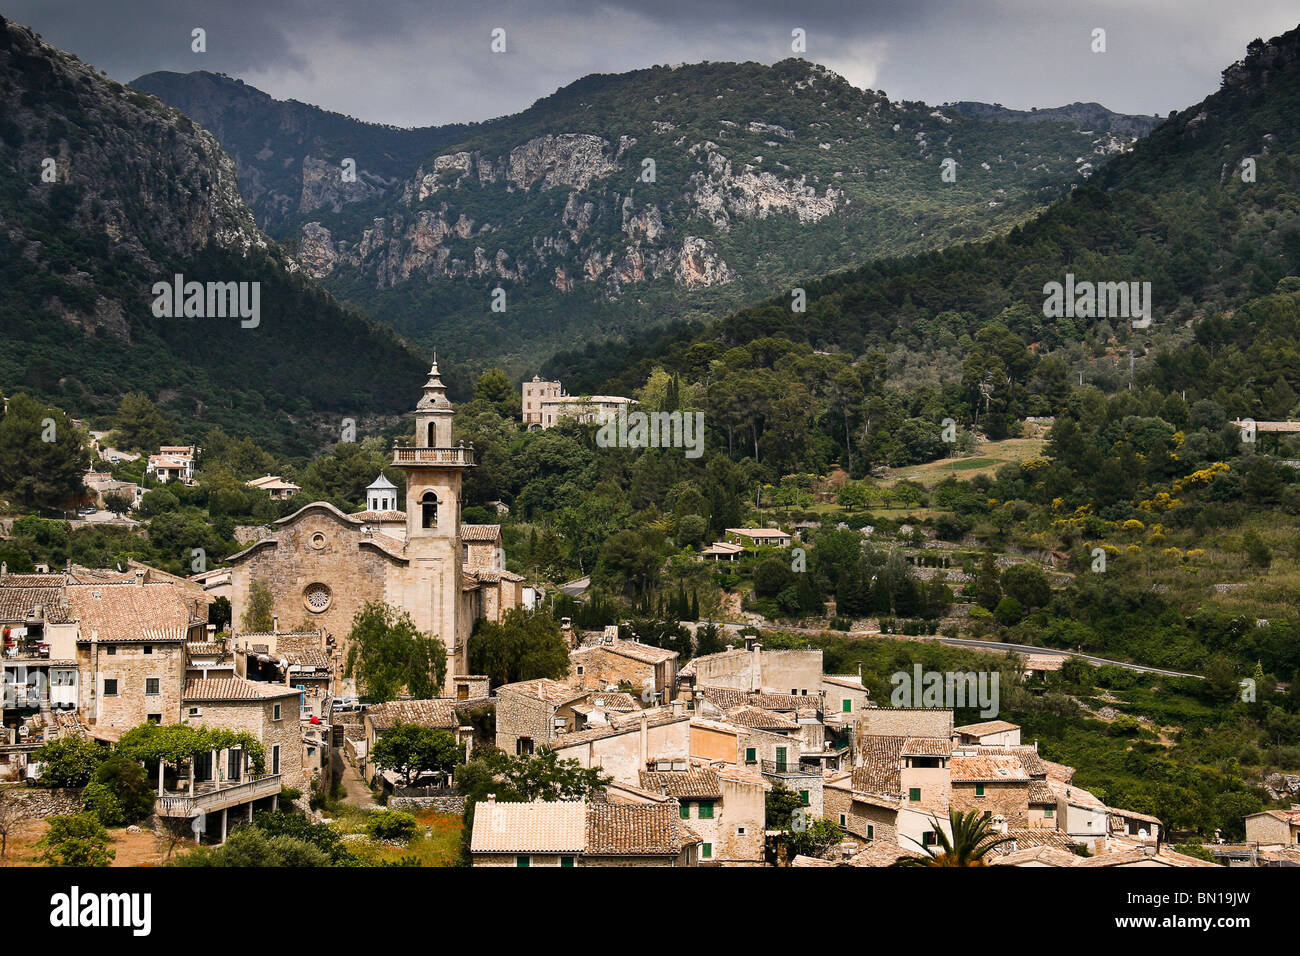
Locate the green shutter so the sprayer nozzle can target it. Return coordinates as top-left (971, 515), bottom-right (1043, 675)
top-left (699, 802), bottom-right (714, 819)
top-left (975, 783), bottom-right (985, 797)
top-left (775, 747), bottom-right (787, 771)
top-left (799, 790), bottom-right (810, 805)
top-left (516, 856), bottom-right (530, 868)
top-left (909, 787), bottom-right (921, 802)
top-left (560, 856), bottom-right (574, 867)
top-left (867, 825), bottom-right (874, 840)
top-left (745, 747), bottom-right (756, 763)
top-left (842, 699), bottom-right (851, 713)
top-left (680, 802), bottom-right (690, 819)
top-left (702, 843), bottom-right (712, 859)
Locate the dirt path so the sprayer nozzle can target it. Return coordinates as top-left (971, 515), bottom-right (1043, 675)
top-left (332, 748), bottom-right (376, 809)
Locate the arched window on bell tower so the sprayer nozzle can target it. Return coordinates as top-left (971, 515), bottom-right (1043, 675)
top-left (421, 491), bottom-right (438, 528)
top-left (427, 422), bottom-right (436, 447)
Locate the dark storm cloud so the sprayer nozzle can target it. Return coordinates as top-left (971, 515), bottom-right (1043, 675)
top-left (5, 1), bottom-right (1298, 127)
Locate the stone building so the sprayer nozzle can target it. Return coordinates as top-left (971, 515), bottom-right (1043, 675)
top-left (494, 678), bottom-right (593, 754)
top-left (948, 752), bottom-right (1031, 828)
top-left (678, 640), bottom-right (821, 697)
top-left (469, 797), bottom-right (700, 866)
top-left (181, 677), bottom-right (305, 790)
top-left (569, 639), bottom-right (678, 701)
top-left (521, 376), bottom-right (562, 429)
top-left (227, 359), bottom-right (524, 695)
top-left (638, 765), bottom-right (765, 864)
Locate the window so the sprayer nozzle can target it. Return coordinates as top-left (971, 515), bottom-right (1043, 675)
top-left (103, 679), bottom-right (118, 696)
top-left (188, 706), bottom-right (201, 717)
top-left (273, 703), bottom-right (282, 721)
top-left (699, 802), bottom-right (714, 819)
top-left (516, 856), bottom-right (530, 868)
top-left (105, 646), bottom-right (116, 656)
top-left (975, 783), bottom-right (985, 797)
top-left (838, 814), bottom-right (847, 826)
top-left (744, 747), bottom-right (756, 764)
top-left (272, 744), bottom-right (281, 776)
top-left (680, 803), bottom-right (690, 819)
top-left (909, 787), bottom-right (921, 802)
top-left (146, 713), bottom-right (162, 724)
top-left (867, 825), bottom-right (874, 840)
top-left (560, 856), bottom-right (574, 867)
top-left (922, 831), bottom-right (936, 847)
top-left (701, 843), bottom-right (712, 859)
top-left (516, 737), bottom-right (534, 756)
top-left (457, 684), bottom-right (469, 700)
top-left (798, 791), bottom-right (810, 806)
top-left (143, 646), bottom-right (153, 655)
top-left (1044, 807), bottom-right (1055, 818)
top-left (575, 666), bottom-right (584, 676)
top-left (775, 746), bottom-right (787, 772)
top-left (737, 826), bottom-right (747, 835)
top-left (304, 583), bottom-right (331, 613)
top-left (421, 491), bottom-right (439, 528)
top-left (228, 750), bottom-right (242, 782)
top-left (842, 699), bottom-right (852, 713)
top-left (145, 678), bottom-right (159, 696)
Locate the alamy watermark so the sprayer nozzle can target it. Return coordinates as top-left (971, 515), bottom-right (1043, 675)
top-left (151, 274), bottom-right (260, 328)
top-left (595, 405), bottom-right (705, 459)
top-left (890, 664), bottom-right (1000, 718)
top-left (1042, 273), bottom-right (1151, 329)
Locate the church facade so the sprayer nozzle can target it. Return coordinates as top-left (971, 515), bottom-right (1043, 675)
top-left (227, 360), bottom-right (523, 694)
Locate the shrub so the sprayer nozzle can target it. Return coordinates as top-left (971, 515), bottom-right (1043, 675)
top-left (81, 755), bottom-right (154, 826)
top-left (31, 735), bottom-right (106, 787)
top-left (36, 813), bottom-right (114, 867)
top-left (366, 809), bottom-right (418, 841)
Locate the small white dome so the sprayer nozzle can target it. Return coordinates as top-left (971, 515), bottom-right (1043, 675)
top-left (367, 473), bottom-right (397, 490)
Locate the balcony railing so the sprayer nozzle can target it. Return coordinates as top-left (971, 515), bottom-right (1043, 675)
top-left (391, 446), bottom-right (475, 466)
top-left (154, 773), bottom-right (282, 817)
top-left (760, 759), bottom-right (820, 777)
top-left (2, 691), bottom-right (47, 709)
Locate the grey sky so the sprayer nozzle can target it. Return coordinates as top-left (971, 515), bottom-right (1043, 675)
top-left (8, 1), bottom-right (1298, 127)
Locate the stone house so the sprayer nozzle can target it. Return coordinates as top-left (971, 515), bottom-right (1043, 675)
top-left (181, 677), bottom-right (305, 790)
top-left (1245, 808), bottom-right (1300, 847)
top-left (233, 629), bottom-right (336, 718)
top-left (638, 764), bottom-right (766, 864)
top-left (361, 696), bottom-right (489, 778)
top-left (493, 678), bottom-right (592, 754)
top-left (469, 797), bottom-right (699, 866)
top-left (949, 752), bottom-right (1031, 828)
top-left (550, 710), bottom-right (692, 786)
top-left (678, 640), bottom-right (821, 697)
top-left (953, 719), bottom-right (1022, 747)
top-left (569, 639), bottom-right (678, 703)
top-left (822, 674), bottom-right (871, 720)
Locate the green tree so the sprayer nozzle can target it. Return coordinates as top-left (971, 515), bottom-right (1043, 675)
top-left (171, 826), bottom-right (328, 867)
top-left (112, 392), bottom-right (174, 452)
top-left (1000, 563), bottom-right (1051, 610)
top-left (0, 394), bottom-right (90, 510)
top-left (81, 755), bottom-right (155, 826)
top-left (36, 813), bottom-right (114, 867)
top-left (31, 735), bottom-right (106, 787)
top-left (370, 724), bottom-right (462, 786)
top-left (345, 602), bottom-right (447, 701)
top-left (895, 808), bottom-right (1015, 866)
top-left (469, 608), bottom-right (570, 687)
top-left (241, 581), bottom-right (275, 632)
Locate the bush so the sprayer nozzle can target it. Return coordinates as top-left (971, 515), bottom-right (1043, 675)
top-left (81, 755), bottom-right (154, 826)
top-left (32, 735), bottom-right (106, 787)
top-left (366, 809), bottom-right (418, 841)
top-left (36, 813), bottom-right (114, 867)
top-left (171, 826), bottom-right (329, 867)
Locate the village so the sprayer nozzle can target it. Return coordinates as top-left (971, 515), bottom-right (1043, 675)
top-left (2, 363), bottom-right (1293, 869)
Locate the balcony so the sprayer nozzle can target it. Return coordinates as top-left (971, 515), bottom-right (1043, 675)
top-left (2, 643), bottom-right (49, 661)
top-left (391, 445), bottom-right (475, 467)
top-left (760, 759), bottom-right (821, 778)
top-left (154, 774), bottom-right (282, 818)
top-left (2, 690), bottom-right (48, 709)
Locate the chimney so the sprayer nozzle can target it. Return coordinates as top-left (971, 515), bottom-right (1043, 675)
top-left (639, 712), bottom-right (649, 767)
top-left (1, 561), bottom-right (6, 577)
top-left (750, 641), bottom-right (762, 693)
top-left (272, 615), bottom-right (279, 634)
top-left (671, 698), bottom-right (684, 717)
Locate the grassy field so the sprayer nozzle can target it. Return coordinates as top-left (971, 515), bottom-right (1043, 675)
top-left (885, 437), bottom-right (1047, 487)
top-left (328, 804), bottom-right (463, 866)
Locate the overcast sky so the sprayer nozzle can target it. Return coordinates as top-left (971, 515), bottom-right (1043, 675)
top-left (8, 1), bottom-right (1298, 127)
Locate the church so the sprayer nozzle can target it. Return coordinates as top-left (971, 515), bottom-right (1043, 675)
top-left (227, 359), bottom-right (524, 695)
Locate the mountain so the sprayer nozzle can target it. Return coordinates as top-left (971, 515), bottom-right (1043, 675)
top-left (947, 101), bottom-right (1163, 138)
top-left (133, 62), bottom-right (1149, 376)
top-left (575, 25), bottom-right (1300, 409)
top-left (0, 16), bottom-right (428, 455)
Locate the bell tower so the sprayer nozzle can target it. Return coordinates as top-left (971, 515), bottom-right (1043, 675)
top-left (392, 355), bottom-right (475, 689)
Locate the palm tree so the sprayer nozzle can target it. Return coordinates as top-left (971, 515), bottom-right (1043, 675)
top-left (893, 808), bottom-right (1016, 866)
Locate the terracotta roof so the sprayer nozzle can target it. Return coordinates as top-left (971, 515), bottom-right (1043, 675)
top-left (580, 692), bottom-right (638, 712)
top-left (496, 678), bottom-right (586, 705)
top-left (468, 569), bottom-right (525, 583)
top-left (822, 675), bottom-right (867, 691)
top-left (1106, 806), bottom-right (1162, 826)
top-left (900, 736), bottom-right (952, 758)
top-left (990, 845), bottom-right (1082, 867)
top-left (996, 827), bottom-right (1081, 852)
top-left (0, 573), bottom-right (68, 588)
top-left (954, 720), bottom-right (1020, 737)
top-left (185, 643), bottom-right (227, 657)
top-left (978, 745), bottom-right (1047, 778)
top-left (698, 686), bottom-right (811, 712)
top-left (0, 586), bottom-right (72, 623)
top-left (574, 640), bottom-right (678, 665)
top-left (351, 510), bottom-right (405, 521)
top-left (460, 524), bottom-right (501, 542)
top-left (183, 678), bottom-right (301, 701)
top-left (950, 754), bottom-right (1030, 783)
top-left (724, 705), bottom-right (799, 731)
top-left (1076, 846), bottom-right (1218, 868)
top-left (585, 802), bottom-right (693, 856)
top-left (639, 768), bottom-right (722, 800)
top-left (470, 799), bottom-right (586, 854)
top-left (1029, 781), bottom-right (1056, 805)
top-left (68, 582), bottom-right (204, 642)
top-left (853, 736), bottom-right (907, 796)
top-left (554, 712), bottom-right (688, 747)
top-left (1040, 758), bottom-right (1075, 783)
top-left (366, 697), bottom-right (489, 730)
